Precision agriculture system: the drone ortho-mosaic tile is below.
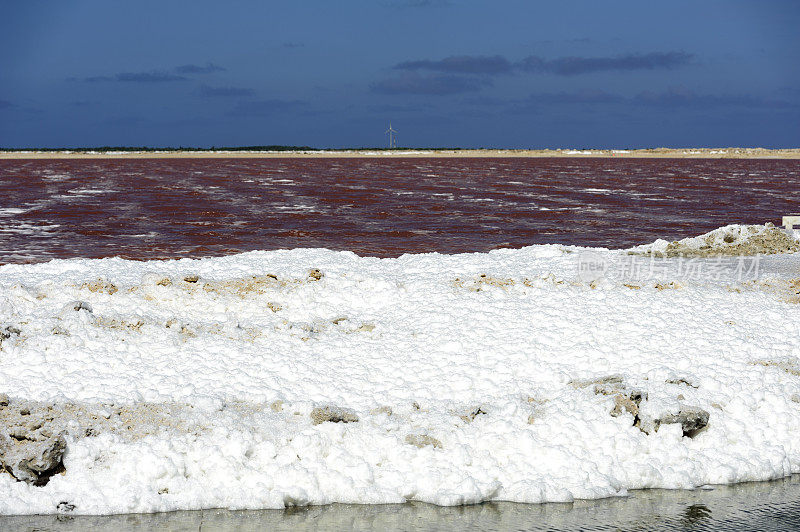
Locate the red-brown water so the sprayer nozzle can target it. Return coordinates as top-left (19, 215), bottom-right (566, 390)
top-left (0, 157), bottom-right (797, 264)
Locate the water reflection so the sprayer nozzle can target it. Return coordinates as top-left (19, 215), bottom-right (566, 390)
top-left (682, 504), bottom-right (712, 526)
top-left (3, 475), bottom-right (799, 531)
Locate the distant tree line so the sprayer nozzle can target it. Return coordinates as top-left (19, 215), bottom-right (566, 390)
top-left (0, 146), bottom-right (467, 152)
top-left (0, 145), bottom-right (317, 152)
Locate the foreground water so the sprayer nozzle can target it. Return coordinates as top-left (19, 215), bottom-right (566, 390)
top-left (3, 475), bottom-right (800, 531)
top-left (0, 157), bottom-right (798, 262)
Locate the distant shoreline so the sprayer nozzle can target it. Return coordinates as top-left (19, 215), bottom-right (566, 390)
top-left (1, 148), bottom-right (799, 159)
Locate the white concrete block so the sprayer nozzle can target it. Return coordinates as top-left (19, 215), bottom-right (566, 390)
top-left (783, 215), bottom-right (800, 231)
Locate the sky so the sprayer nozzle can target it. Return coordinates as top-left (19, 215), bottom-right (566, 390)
top-left (1, 0), bottom-right (799, 149)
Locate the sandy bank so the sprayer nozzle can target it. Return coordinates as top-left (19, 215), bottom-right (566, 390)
top-left (1, 148), bottom-right (799, 159)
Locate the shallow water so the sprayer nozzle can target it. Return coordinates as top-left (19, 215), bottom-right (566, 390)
top-left (3, 476), bottom-right (800, 531)
top-left (1, 157), bottom-right (798, 263)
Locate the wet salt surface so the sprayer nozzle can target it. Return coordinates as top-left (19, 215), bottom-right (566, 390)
top-left (3, 475), bottom-right (800, 531)
top-left (0, 157), bottom-right (798, 263)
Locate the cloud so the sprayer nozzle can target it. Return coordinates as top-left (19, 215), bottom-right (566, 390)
top-left (78, 63), bottom-right (224, 83)
top-left (174, 62), bottom-right (226, 74)
top-left (230, 99), bottom-right (305, 116)
top-left (518, 52), bottom-right (694, 76)
top-left (116, 71), bottom-right (188, 82)
top-left (388, 51), bottom-right (693, 80)
top-left (81, 75), bottom-right (114, 82)
top-left (516, 87), bottom-right (794, 111)
top-left (83, 71), bottom-right (188, 82)
top-left (198, 85), bottom-right (255, 97)
top-left (0, 99), bottom-right (13, 110)
top-left (394, 55), bottom-right (512, 75)
top-left (530, 90), bottom-right (626, 104)
top-left (371, 72), bottom-right (490, 95)
top-left (634, 87), bottom-right (794, 109)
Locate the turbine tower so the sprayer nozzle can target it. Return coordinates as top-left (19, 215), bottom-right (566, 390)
top-left (385, 122), bottom-right (397, 149)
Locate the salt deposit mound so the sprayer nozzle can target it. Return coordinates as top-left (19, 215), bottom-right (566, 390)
top-left (630, 223), bottom-right (800, 257)
top-left (1, 226), bottom-right (800, 515)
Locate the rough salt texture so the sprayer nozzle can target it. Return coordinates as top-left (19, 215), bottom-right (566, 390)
top-left (629, 224), bottom-right (800, 257)
top-left (0, 226), bottom-right (799, 515)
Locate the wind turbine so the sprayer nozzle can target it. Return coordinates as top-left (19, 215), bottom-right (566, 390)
top-left (385, 122), bottom-right (397, 149)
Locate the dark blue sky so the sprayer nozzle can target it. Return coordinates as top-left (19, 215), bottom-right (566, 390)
top-left (1, 0), bottom-right (798, 148)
